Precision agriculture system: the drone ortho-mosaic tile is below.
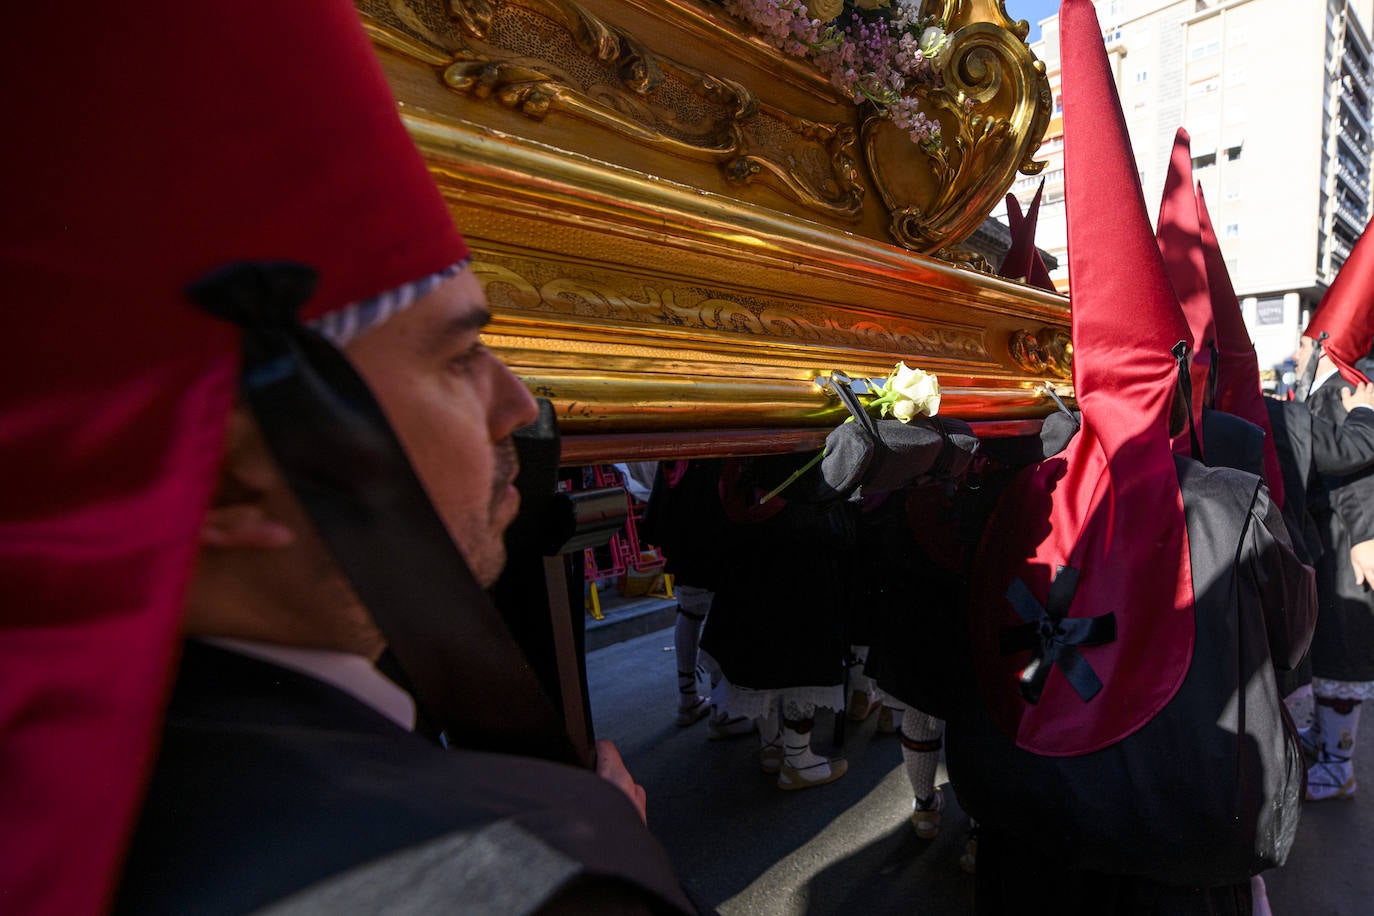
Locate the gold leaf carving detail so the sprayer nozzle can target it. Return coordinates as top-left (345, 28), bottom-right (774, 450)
top-left (360, 0), bottom-right (871, 221)
top-left (1008, 327), bottom-right (1073, 377)
top-left (476, 257), bottom-right (991, 364)
top-left (727, 106), bottom-right (864, 221)
top-left (864, 9), bottom-right (1053, 252)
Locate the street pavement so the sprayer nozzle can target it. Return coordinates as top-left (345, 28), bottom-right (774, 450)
top-left (588, 625), bottom-right (1374, 915)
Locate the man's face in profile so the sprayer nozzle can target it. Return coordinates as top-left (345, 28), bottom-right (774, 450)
top-left (344, 268), bottom-right (539, 587)
top-left (1296, 336), bottom-right (1315, 379)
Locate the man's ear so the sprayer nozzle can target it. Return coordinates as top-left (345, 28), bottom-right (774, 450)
top-left (200, 408), bottom-right (296, 550)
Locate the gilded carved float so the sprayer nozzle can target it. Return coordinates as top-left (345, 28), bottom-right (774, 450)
top-left (356, 0), bottom-right (1069, 460)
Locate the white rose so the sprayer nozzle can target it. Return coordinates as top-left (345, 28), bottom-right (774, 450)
top-left (886, 362), bottom-right (941, 419)
top-left (919, 26), bottom-right (947, 60)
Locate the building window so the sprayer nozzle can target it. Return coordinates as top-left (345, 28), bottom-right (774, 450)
top-left (1226, 66), bottom-right (1246, 85)
top-left (1227, 25), bottom-right (1248, 47)
top-left (1225, 145), bottom-right (1242, 161)
top-left (1054, 94), bottom-right (1063, 115)
top-left (1225, 222), bottom-right (1241, 238)
top-left (1225, 185), bottom-right (1242, 201)
top-left (1193, 152), bottom-right (1218, 169)
top-left (1135, 69), bottom-right (1149, 83)
top-left (1190, 39), bottom-right (1221, 60)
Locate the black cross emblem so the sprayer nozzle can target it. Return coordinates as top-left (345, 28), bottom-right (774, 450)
top-left (999, 565), bottom-right (1117, 705)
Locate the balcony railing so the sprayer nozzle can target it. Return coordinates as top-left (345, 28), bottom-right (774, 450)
top-left (1338, 128), bottom-right (1369, 158)
top-left (1333, 200), bottom-right (1367, 234)
top-left (1330, 234), bottom-right (1354, 262)
top-left (1341, 91), bottom-right (1373, 133)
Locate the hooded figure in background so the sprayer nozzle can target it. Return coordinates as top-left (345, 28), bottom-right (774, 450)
top-left (945, 2), bottom-right (1315, 913)
top-left (1191, 184), bottom-right (1291, 507)
top-left (2, 4), bottom-right (693, 913)
top-left (1276, 216), bottom-right (1374, 801)
top-left (999, 180), bottom-right (1057, 292)
top-left (1156, 127), bottom-right (1273, 478)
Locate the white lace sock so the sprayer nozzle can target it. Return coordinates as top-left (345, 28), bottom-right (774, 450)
top-left (673, 586), bottom-right (712, 709)
top-left (900, 707), bottom-right (943, 804)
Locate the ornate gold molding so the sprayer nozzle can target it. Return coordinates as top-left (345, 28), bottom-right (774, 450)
top-left (358, 0), bottom-right (868, 221)
top-left (358, 0), bottom-right (1049, 242)
top-left (474, 253), bottom-right (994, 365)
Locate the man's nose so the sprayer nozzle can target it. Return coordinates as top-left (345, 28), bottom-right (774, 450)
top-left (493, 361), bottom-right (539, 436)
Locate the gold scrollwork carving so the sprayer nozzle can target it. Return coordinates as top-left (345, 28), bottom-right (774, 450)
top-left (359, 0), bottom-right (870, 220)
top-left (863, 4), bottom-right (1052, 253)
top-left (361, 0), bottom-right (1051, 243)
top-left (726, 106), bottom-right (864, 221)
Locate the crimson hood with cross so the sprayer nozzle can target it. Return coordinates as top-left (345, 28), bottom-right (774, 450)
top-left (968, 0), bottom-right (1197, 757)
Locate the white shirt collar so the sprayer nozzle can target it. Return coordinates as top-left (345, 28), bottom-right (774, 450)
top-left (1310, 367), bottom-right (1341, 396)
top-left (202, 637), bottom-right (416, 731)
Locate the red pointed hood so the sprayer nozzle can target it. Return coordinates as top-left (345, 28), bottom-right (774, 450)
top-left (1305, 219), bottom-right (1374, 386)
top-left (1197, 184), bottom-right (1286, 507)
top-left (1156, 128), bottom-right (1213, 452)
top-left (0, 4), bottom-right (467, 912)
top-left (1000, 181), bottom-right (1056, 291)
top-left (970, 0), bottom-right (1195, 757)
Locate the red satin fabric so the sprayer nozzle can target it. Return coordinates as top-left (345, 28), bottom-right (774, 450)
top-left (971, 0), bottom-right (1195, 757)
top-left (1156, 128), bottom-right (1213, 455)
top-left (1305, 217), bottom-right (1374, 387)
top-left (0, 4), bottom-right (467, 911)
top-left (1196, 185), bottom-right (1286, 508)
top-left (1001, 184), bottom-right (1056, 291)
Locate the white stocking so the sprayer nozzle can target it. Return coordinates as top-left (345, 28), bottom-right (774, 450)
top-left (900, 707), bottom-right (943, 804)
top-left (673, 586), bottom-right (712, 708)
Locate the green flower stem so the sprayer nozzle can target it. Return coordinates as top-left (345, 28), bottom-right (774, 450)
top-left (758, 447), bottom-right (827, 505)
top-left (754, 371), bottom-right (911, 504)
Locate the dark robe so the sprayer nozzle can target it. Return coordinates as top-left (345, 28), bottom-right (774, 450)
top-left (699, 455), bottom-right (854, 693)
top-left (1266, 395), bottom-right (1374, 565)
top-left (1304, 386), bottom-right (1374, 682)
top-left (862, 486), bottom-right (975, 720)
top-left (639, 460), bottom-right (728, 592)
top-left (115, 642), bottom-right (694, 915)
top-left (950, 457), bottom-right (1315, 914)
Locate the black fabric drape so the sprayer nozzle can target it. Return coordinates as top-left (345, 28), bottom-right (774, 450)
top-left (116, 643), bottom-right (695, 915)
top-left (949, 457), bottom-right (1313, 889)
top-left (1306, 384), bottom-right (1374, 682)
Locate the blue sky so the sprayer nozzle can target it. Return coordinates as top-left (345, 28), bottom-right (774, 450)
top-left (1007, 0), bottom-right (1062, 43)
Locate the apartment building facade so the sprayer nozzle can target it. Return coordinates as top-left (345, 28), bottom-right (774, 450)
top-left (1009, 0), bottom-right (1374, 368)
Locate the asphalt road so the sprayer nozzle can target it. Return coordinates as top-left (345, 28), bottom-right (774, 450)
top-left (588, 626), bottom-right (1374, 915)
